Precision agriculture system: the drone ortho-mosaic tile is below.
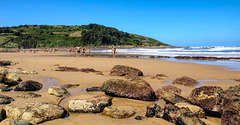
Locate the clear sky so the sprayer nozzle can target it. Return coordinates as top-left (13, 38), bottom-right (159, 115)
top-left (1, 0), bottom-right (239, 47)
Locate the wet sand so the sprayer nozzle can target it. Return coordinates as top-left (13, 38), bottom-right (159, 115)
top-left (0, 52), bottom-right (239, 125)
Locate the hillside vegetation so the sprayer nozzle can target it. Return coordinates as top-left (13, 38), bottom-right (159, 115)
top-left (0, 24), bottom-right (169, 48)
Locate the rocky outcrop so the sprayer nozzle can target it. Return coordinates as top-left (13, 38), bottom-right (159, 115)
top-left (220, 85), bottom-right (240, 125)
top-left (172, 76), bottom-right (199, 87)
top-left (14, 80), bottom-right (43, 91)
top-left (17, 93), bottom-right (41, 99)
top-left (101, 79), bottom-right (156, 101)
top-left (189, 86), bottom-right (223, 114)
top-left (0, 68), bottom-right (37, 75)
top-left (68, 96), bottom-right (112, 113)
top-left (155, 85), bottom-right (181, 99)
top-left (61, 84), bottom-right (80, 89)
top-left (102, 106), bottom-right (136, 119)
top-left (3, 102), bottom-right (67, 124)
top-left (163, 92), bottom-right (190, 104)
top-left (0, 94), bottom-right (14, 104)
top-left (48, 86), bottom-right (70, 97)
top-left (175, 102), bottom-right (205, 118)
top-left (110, 65), bottom-right (143, 77)
top-left (86, 86), bottom-right (103, 92)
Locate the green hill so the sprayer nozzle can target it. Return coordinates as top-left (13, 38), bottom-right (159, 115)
top-left (0, 24), bottom-right (169, 48)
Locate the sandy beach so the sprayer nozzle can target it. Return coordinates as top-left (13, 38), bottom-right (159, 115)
top-left (0, 51), bottom-right (239, 125)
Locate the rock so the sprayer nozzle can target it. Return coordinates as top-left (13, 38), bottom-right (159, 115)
top-left (102, 106), bottom-right (136, 119)
top-left (155, 85), bottom-right (181, 99)
top-left (0, 107), bottom-right (6, 122)
top-left (0, 61), bottom-right (11, 66)
top-left (172, 76), bottom-right (199, 87)
top-left (13, 68), bottom-right (38, 75)
top-left (48, 86), bottom-right (70, 97)
top-left (233, 79), bottom-right (240, 82)
top-left (61, 84), bottom-right (80, 89)
top-left (189, 86), bottom-right (223, 114)
top-left (14, 80), bottom-right (43, 91)
top-left (156, 74), bottom-right (168, 78)
top-left (68, 96), bottom-right (112, 113)
top-left (0, 74), bottom-right (6, 83)
top-left (3, 102), bottom-right (67, 124)
top-left (145, 103), bottom-right (163, 118)
top-left (0, 118), bottom-right (32, 125)
top-left (175, 102), bottom-right (205, 118)
top-left (86, 86), bottom-right (103, 92)
top-left (110, 65), bottom-right (143, 77)
top-left (151, 74), bottom-right (168, 79)
top-left (101, 79), bottom-right (156, 101)
top-left (6, 73), bottom-right (22, 82)
top-left (163, 92), bottom-right (190, 104)
top-left (0, 83), bottom-right (11, 92)
top-left (0, 68), bottom-right (8, 75)
top-left (53, 66), bottom-right (99, 73)
top-left (96, 71), bottom-right (103, 75)
top-left (0, 94), bottom-right (14, 104)
top-left (162, 104), bottom-right (206, 125)
top-left (220, 85), bottom-right (240, 125)
top-left (135, 116), bottom-right (145, 120)
top-left (17, 93), bottom-right (41, 99)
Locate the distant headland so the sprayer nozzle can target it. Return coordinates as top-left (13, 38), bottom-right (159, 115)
top-left (0, 24), bottom-right (170, 48)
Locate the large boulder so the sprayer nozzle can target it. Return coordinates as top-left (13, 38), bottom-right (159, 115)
top-left (102, 106), bottom-right (136, 119)
top-left (68, 96), bottom-right (112, 113)
top-left (220, 85), bottom-right (240, 125)
top-left (0, 95), bottom-right (14, 104)
top-left (14, 80), bottom-right (43, 91)
top-left (189, 86), bottom-right (223, 114)
top-left (48, 86), bottom-right (70, 97)
top-left (144, 103), bottom-right (206, 125)
top-left (155, 85), bottom-right (181, 99)
top-left (162, 104), bottom-right (206, 125)
top-left (110, 65), bottom-right (143, 77)
top-left (101, 79), bottom-right (156, 101)
top-left (3, 102), bottom-right (67, 124)
top-left (175, 102), bottom-right (205, 118)
top-left (172, 76), bottom-right (199, 87)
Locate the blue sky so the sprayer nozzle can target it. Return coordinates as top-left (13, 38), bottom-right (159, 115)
top-left (0, 0), bottom-right (239, 47)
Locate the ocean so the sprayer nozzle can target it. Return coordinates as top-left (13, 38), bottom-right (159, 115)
top-left (92, 46), bottom-right (240, 71)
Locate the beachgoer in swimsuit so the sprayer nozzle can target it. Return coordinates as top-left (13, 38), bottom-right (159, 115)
top-left (82, 46), bottom-right (86, 57)
top-left (76, 46), bottom-right (81, 57)
top-left (112, 46), bottom-right (116, 58)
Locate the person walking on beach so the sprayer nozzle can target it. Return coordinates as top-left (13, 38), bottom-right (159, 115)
top-left (112, 46), bottom-right (116, 58)
top-left (82, 46), bottom-right (86, 57)
top-left (76, 46), bottom-right (81, 57)
top-left (88, 47), bottom-right (91, 54)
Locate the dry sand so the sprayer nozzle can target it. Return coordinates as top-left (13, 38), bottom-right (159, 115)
top-left (0, 51), bottom-right (239, 125)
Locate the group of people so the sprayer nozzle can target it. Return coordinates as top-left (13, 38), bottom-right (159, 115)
top-left (75, 46), bottom-right (90, 57)
top-left (72, 46), bottom-right (116, 58)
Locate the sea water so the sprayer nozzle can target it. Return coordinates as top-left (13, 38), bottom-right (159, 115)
top-left (92, 46), bottom-right (240, 71)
